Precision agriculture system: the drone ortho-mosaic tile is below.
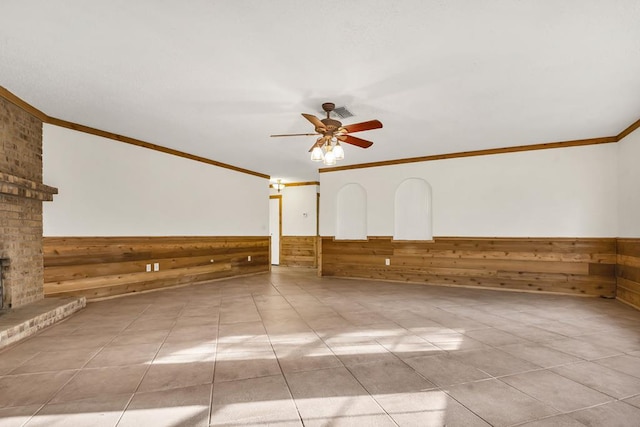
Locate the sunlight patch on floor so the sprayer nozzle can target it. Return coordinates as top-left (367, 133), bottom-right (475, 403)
top-left (116, 405), bottom-right (208, 426)
top-left (210, 399), bottom-right (301, 425)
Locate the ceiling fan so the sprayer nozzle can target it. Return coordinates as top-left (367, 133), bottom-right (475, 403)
top-left (270, 102), bottom-right (383, 165)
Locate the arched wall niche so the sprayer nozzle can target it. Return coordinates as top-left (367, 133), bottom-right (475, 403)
top-left (336, 183), bottom-right (367, 240)
top-left (394, 178), bottom-right (433, 240)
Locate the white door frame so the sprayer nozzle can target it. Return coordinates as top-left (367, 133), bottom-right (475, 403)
top-left (269, 195), bottom-right (282, 265)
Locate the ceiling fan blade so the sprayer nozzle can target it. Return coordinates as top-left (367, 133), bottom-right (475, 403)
top-left (308, 136), bottom-right (326, 152)
top-left (338, 134), bottom-right (374, 148)
top-left (270, 133), bottom-right (319, 137)
top-left (302, 113), bottom-right (327, 131)
top-left (340, 120), bottom-right (383, 133)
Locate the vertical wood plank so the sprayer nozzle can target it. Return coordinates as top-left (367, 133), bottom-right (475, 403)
top-left (280, 236), bottom-right (318, 268)
top-left (321, 236), bottom-right (617, 297)
top-left (617, 238), bottom-right (640, 309)
top-left (43, 236), bottom-right (269, 299)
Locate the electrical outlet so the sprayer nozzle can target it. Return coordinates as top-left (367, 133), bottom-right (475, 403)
top-left (248, 255), bottom-right (251, 261)
top-left (385, 258), bottom-right (391, 266)
top-left (146, 264), bottom-right (152, 272)
top-left (153, 262), bottom-right (160, 271)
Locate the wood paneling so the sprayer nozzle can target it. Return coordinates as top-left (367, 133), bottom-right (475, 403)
top-left (280, 236), bottom-right (317, 268)
top-left (321, 237), bottom-right (617, 297)
top-left (43, 236), bottom-right (269, 299)
top-left (617, 238), bottom-right (640, 309)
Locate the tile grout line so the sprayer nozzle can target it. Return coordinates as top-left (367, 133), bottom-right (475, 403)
top-left (249, 277), bottom-right (306, 426)
top-left (113, 301), bottom-right (183, 427)
top-left (286, 276), bottom-right (574, 426)
top-left (207, 290), bottom-right (223, 426)
top-left (278, 278), bottom-right (405, 425)
top-left (17, 302), bottom-right (158, 426)
top-left (1, 268), bottom-right (639, 425)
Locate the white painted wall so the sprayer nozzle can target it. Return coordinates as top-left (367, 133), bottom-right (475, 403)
top-left (618, 127), bottom-right (640, 238)
top-left (336, 183), bottom-right (367, 240)
top-left (394, 178), bottom-right (432, 240)
top-left (43, 125), bottom-right (269, 236)
top-left (320, 143), bottom-right (618, 237)
top-left (281, 185), bottom-right (317, 236)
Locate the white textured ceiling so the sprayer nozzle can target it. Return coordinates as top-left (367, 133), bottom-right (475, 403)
top-left (1, 0), bottom-right (639, 182)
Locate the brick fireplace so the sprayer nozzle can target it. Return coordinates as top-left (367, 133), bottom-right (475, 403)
top-left (0, 96), bottom-right (58, 309)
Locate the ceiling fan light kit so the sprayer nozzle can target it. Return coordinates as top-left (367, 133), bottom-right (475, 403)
top-left (271, 179), bottom-right (285, 192)
top-left (311, 137), bottom-right (345, 165)
top-left (333, 142), bottom-right (344, 160)
top-left (310, 146), bottom-right (324, 162)
top-left (271, 102), bottom-right (382, 166)
top-left (323, 149), bottom-right (337, 166)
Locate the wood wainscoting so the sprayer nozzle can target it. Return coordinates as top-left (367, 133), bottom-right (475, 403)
top-left (321, 237), bottom-right (617, 297)
top-left (617, 238), bottom-right (640, 309)
top-left (280, 236), bottom-right (317, 268)
top-left (43, 236), bottom-right (269, 300)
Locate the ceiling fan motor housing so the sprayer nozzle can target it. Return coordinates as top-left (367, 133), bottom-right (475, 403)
top-left (321, 102), bottom-right (336, 112)
top-left (320, 102), bottom-right (342, 132)
top-left (270, 101), bottom-right (380, 149)
top-left (320, 118), bottom-right (342, 133)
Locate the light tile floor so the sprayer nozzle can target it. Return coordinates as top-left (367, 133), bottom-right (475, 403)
top-left (1, 267), bottom-right (640, 426)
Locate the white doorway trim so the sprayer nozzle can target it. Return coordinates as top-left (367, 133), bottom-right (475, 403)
top-left (269, 195), bottom-right (282, 265)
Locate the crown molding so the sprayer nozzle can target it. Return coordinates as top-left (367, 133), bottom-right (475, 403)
top-left (0, 86), bottom-right (270, 180)
top-left (617, 118), bottom-right (640, 141)
top-left (319, 135), bottom-right (619, 173)
top-left (3, 85), bottom-right (638, 179)
top-left (284, 181), bottom-right (320, 187)
top-left (0, 86), bottom-right (48, 122)
top-left (47, 117), bottom-right (270, 179)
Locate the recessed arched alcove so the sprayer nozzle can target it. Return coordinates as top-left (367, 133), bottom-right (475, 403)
top-left (336, 183), bottom-right (367, 240)
top-left (393, 178), bottom-right (432, 240)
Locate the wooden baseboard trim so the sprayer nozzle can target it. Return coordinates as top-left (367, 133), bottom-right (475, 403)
top-left (324, 274), bottom-right (597, 298)
top-left (616, 296), bottom-right (640, 311)
top-left (86, 271), bottom-right (269, 302)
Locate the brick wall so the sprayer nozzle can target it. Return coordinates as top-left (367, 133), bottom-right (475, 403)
top-left (0, 97), bottom-right (50, 308)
